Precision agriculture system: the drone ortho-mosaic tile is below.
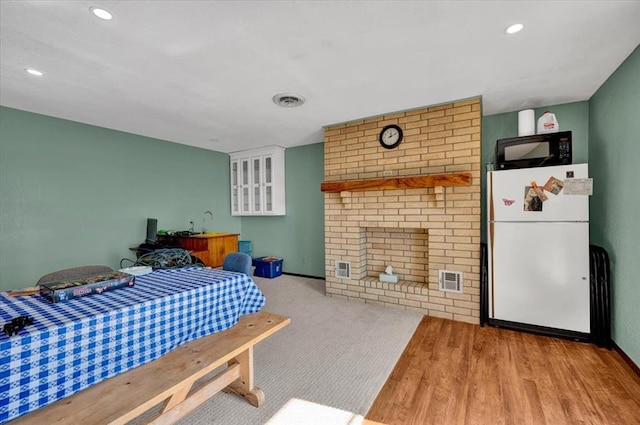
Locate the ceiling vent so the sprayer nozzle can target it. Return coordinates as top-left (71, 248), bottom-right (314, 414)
top-left (273, 93), bottom-right (305, 108)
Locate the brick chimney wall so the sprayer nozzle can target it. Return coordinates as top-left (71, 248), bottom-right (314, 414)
top-left (323, 98), bottom-right (482, 324)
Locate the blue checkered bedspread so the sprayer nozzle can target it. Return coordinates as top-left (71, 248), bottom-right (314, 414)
top-left (0, 267), bottom-right (265, 423)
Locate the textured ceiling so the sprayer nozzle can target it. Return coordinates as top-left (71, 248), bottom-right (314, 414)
top-left (1, 1), bottom-right (639, 153)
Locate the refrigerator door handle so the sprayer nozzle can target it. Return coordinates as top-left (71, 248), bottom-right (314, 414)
top-left (488, 221), bottom-right (495, 318)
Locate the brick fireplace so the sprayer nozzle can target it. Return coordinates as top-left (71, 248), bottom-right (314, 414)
top-left (322, 98), bottom-right (482, 324)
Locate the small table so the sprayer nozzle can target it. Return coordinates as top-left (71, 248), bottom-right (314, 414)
top-left (157, 233), bottom-right (239, 267)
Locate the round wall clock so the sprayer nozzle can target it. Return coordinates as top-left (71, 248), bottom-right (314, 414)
top-left (379, 124), bottom-right (403, 149)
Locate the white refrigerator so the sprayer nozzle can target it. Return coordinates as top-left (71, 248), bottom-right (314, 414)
top-left (487, 163), bottom-right (590, 335)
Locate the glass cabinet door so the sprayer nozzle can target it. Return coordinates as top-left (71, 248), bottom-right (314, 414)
top-left (264, 156), bottom-right (273, 213)
top-left (252, 157), bottom-right (262, 213)
top-left (231, 160), bottom-right (239, 215)
top-left (241, 159), bottom-right (250, 214)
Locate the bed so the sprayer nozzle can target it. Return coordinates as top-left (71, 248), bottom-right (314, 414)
top-left (0, 267), bottom-right (266, 423)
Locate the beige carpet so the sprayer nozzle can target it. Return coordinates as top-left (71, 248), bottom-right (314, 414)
top-left (179, 274), bottom-right (423, 425)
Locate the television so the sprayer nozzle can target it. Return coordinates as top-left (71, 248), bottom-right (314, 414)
top-left (145, 218), bottom-right (158, 244)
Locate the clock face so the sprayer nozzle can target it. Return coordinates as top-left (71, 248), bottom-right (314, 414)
top-left (379, 124), bottom-right (403, 149)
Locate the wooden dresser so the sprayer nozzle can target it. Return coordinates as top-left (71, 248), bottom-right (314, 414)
top-left (158, 233), bottom-right (239, 267)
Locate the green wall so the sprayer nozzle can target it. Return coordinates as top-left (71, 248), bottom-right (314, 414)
top-left (2, 50), bottom-right (637, 366)
top-left (0, 107), bottom-right (239, 291)
top-left (239, 143), bottom-right (325, 277)
top-left (589, 46), bottom-right (640, 366)
top-left (481, 46), bottom-right (640, 365)
top-left (481, 101), bottom-right (590, 241)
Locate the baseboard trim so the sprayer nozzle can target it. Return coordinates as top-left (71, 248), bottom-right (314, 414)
top-left (612, 340), bottom-right (640, 378)
top-left (283, 272), bottom-right (325, 280)
top-left (487, 318), bottom-right (590, 342)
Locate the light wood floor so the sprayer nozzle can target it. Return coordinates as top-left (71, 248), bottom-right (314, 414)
top-left (366, 316), bottom-right (640, 425)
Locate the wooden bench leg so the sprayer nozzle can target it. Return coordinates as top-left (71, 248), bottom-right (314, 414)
top-left (162, 382), bottom-right (193, 412)
top-left (150, 363), bottom-right (241, 425)
top-left (222, 346), bottom-right (265, 407)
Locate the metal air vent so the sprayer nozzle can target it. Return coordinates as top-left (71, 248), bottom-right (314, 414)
top-left (273, 93), bottom-right (306, 107)
top-left (335, 261), bottom-right (351, 279)
top-left (439, 270), bottom-right (463, 293)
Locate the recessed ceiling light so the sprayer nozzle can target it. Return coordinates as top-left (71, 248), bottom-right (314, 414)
top-left (505, 23), bottom-right (524, 34)
top-left (273, 93), bottom-right (306, 108)
top-left (25, 68), bottom-right (44, 77)
top-left (90, 6), bottom-right (113, 20)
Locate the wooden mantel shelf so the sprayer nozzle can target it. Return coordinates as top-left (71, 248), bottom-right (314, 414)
top-left (320, 172), bottom-right (471, 193)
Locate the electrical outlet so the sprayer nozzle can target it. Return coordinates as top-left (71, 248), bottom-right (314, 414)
top-left (382, 170), bottom-right (394, 177)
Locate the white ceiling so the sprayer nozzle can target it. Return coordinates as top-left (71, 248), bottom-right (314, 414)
top-left (1, 1), bottom-right (639, 154)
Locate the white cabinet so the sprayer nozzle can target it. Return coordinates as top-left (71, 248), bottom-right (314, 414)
top-left (230, 146), bottom-right (286, 216)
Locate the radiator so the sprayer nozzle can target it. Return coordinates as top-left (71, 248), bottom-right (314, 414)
top-left (589, 244), bottom-right (612, 348)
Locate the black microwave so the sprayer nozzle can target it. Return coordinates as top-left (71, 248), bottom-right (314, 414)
top-left (496, 131), bottom-right (572, 170)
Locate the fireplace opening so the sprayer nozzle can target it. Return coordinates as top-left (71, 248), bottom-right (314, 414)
top-left (363, 227), bottom-right (429, 285)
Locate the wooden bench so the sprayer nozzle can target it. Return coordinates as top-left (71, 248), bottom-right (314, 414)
top-left (11, 311), bottom-right (290, 425)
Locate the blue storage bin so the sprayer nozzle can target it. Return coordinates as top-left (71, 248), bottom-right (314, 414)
top-left (252, 256), bottom-right (283, 278)
top-left (238, 240), bottom-right (253, 258)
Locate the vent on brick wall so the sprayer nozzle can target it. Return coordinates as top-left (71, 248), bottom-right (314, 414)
top-left (335, 261), bottom-right (351, 279)
top-left (439, 270), bottom-right (463, 293)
